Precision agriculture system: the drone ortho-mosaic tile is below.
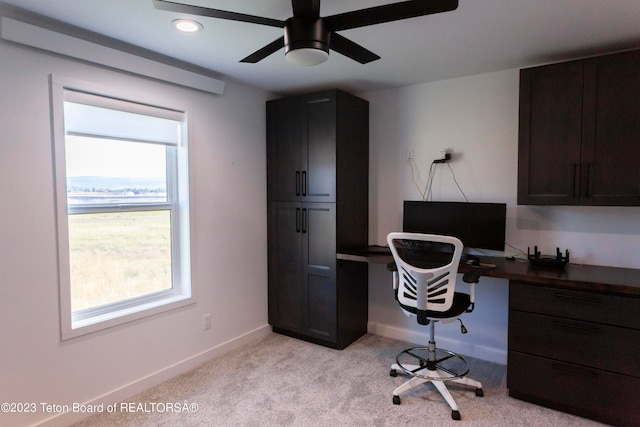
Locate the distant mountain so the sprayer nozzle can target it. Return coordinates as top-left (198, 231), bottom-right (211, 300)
top-left (67, 176), bottom-right (165, 192)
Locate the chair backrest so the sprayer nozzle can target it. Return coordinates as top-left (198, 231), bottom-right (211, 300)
top-left (387, 232), bottom-right (463, 323)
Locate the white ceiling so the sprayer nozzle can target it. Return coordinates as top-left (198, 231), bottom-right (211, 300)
top-left (1, 0), bottom-right (640, 96)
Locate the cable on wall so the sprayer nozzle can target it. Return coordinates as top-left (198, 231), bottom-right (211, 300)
top-left (409, 148), bottom-right (468, 202)
top-left (409, 157), bottom-right (427, 200)
top-left (446, 162), bottom-right (469, 202)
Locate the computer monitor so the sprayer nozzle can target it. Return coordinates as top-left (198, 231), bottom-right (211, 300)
top-left (403, 201), bottom-right (506, 252)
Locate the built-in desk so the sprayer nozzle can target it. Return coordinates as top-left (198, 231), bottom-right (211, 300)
top-left (339, 247), bottom-right (640, 426)
top-left (339, 247), bottom-right (640, 296)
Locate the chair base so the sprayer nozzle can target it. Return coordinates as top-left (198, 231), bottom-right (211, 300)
top-left (390, 346), bottom-right (483, 421)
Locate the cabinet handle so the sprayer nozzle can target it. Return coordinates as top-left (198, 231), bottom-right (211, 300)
top-left (302, 171), bottom-right (307, 197)
top-left (551, 362), bottom-right (598, 378)
top-left (552, 320), bottom-right (601, 335)
top-left (585, 162), bottom-right (591, 197)
top-left (553, 291), bottom-right (601, 305)
top-left (296, 207), bottom-right (301, 233)
top-left (302, 208), bottom-right (307, 233)
top-left (572, 163), bottom-right (577, 198)
top-left (296, 171), bottom-right (301, 196)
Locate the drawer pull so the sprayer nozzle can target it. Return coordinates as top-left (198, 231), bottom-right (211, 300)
top-left (552, 320), bottom-right (601, 335)
top-left (553, 292), bottom-right (601, 304)
top-left (552, 362), bottom-right (598, 378)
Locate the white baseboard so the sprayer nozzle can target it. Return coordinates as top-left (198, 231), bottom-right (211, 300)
top-left (36, 324), bottom-right (272, 427)
top-left (368, 321), bottom-right (506, 365)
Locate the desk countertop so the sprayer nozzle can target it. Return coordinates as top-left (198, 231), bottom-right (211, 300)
top-left (338, 247), bottom-right (640, 297)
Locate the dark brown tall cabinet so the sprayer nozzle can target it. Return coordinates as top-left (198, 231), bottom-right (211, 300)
top-left (518, 49), bottom-right (640, 206)
top-left (267, 90), bottom-right (369, 349)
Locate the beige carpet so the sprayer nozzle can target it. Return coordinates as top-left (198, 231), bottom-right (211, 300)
top-left (73, 333), bottom-right (607, 426)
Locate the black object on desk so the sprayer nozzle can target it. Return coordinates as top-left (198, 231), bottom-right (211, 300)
top-left (527, 246), bottom-right (569, 269)
top-left (462, 255), bottom-right (498, 270)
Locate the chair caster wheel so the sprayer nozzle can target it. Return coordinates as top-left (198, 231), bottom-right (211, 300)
top-left (475, 388), bottom-right (484, 397)
top-left (392, 395), bottom-right (401, 405)
top-left (390, 369), bottom-right (398, 377)
top-left (452, 410), bottom-right (461, 420)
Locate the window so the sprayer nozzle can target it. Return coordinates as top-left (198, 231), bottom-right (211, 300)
top-left (51, 77), bottom-right (192, 339)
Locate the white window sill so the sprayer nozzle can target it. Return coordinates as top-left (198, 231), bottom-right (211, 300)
top-left (62, 294), bottom-right (193, 341)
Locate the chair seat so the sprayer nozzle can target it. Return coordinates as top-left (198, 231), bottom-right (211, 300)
top-left (396, 291), bottom-right (471, 320)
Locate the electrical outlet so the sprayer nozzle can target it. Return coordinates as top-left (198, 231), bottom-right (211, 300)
top-left (202, 313), bottom-right (211, 331)
top-left (439, 147), bottom-right (453, 162)
top-left (407, 149), bottom-right (414, 160)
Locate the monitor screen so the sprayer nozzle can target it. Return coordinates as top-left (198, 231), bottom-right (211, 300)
top-left (403, 201), bottom-right (506, 251)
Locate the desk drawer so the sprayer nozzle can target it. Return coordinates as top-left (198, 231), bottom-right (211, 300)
top-left (509, 310), bottom-right (640, 376)
top-left (510, 282), bottom-right (640, 329)
top-left (508, 351), bottom-right (640, 427)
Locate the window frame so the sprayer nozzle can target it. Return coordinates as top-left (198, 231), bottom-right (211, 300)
top-left (50, 75), bottom-right (194, 340)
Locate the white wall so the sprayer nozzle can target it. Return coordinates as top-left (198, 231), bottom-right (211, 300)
top-left (362, 69), bottom-right (640, 364)
top-left (0, 38), bottom-right (270, 426)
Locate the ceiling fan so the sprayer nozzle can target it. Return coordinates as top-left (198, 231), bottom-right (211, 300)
top-left (153, 0), bottom-right (458, 66)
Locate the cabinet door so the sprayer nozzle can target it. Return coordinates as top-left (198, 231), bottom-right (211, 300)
top-left (268, 202), bottom-right (303, 332)
top-left (582, 50), bottom-right (640, 205)
top-left (518, 61), bottom-right (584, 205)
top-left (303, 92), bottom-right (337, 202)
top-left (268, 202), bottom-right (337, 341)
top-left (267, 97), bottom-right (303, 202)
top-left (267, 92), bottom-right (337, 203)
top-left (302, 203), bottom-right (337, 341)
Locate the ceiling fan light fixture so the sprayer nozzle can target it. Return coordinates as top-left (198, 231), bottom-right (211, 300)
top-left (286, 47), bottom-right (329, 66)
top-left (284, 17), bottom-right (330, 66)
top-left (172, 19), bottom-right (203, 33)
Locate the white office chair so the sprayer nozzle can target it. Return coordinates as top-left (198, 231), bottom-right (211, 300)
top-left (386, 232), bottom-right (483, 421)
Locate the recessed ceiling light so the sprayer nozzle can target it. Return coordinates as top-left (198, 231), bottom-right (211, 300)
top-left (172, 19), bottom-right (203, 33)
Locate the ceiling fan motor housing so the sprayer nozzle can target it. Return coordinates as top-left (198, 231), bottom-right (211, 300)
top-left (284, 17), bottom-right (330, 55)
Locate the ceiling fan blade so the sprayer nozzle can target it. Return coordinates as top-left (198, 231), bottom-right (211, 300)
top-left (325, 0), bottom-right (458, 31)
top-left (291, 0), bottom-right (321, 19)
top-left (330, 33), bottom-right (380, 64)
top-left (153, 0), bottom-right (284, 28)
top-left (240, 37), bottom-right (285, 63)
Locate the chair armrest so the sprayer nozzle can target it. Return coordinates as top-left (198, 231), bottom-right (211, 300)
top-left (387, 262), bottom-right (398, 290)
top-left (462, 270), bottom-right (481, 308)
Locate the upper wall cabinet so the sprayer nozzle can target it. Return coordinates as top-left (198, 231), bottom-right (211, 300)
top-left (518, 49), bottom-right (640, 206)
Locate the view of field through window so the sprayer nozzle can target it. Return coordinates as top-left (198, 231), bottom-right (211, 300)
top-left (65, 135), bottom-right (173, 312)
top-left (68, 211), bottom-right (172, 312)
